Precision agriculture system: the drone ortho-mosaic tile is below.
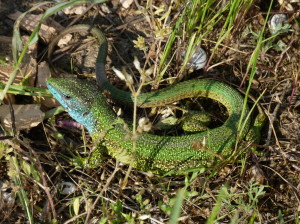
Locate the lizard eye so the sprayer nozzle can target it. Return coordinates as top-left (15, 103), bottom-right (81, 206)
top-left (64, 94), bottom-right (71, 99)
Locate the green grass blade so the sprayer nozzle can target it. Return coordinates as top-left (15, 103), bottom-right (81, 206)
top-left (238, 0), bottom-right (274, 138)
top-left (206, 186), bottom-right (228, 224)
top-left (11, 157), bottom-right (34, 224)
top-left (168, 188), bottom-right (185, 224)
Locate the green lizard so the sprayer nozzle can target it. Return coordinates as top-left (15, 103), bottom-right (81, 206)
top-left (47, 25), bottom-right (265, 175)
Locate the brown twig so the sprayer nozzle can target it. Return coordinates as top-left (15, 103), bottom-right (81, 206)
top-left (266, 81), bottom-right (290, 146)
top-left (274, 38), bottom-right (295, 75)
top-left (5, 138), bottom-right (57, 220)
top-left (67, 3), bottom-right (98, 28)
top-left (5, 99), bottom-right (56, 218)
top-left (261, 164), bottom-right (300, 196)
top-left (84, 161), bottom-right (119, 224)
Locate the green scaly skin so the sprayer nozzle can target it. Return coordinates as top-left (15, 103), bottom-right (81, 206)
top-left (46, 77), bottom-right (250, 174)
top-left (47, 25), bottom-right (263, 175)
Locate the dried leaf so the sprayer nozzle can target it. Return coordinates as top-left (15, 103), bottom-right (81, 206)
top-left (0, 104), bottom-right (45, 131)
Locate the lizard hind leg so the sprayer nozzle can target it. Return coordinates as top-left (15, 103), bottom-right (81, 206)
top-left (182, 110), bottom-right (212, 132)
top-left (245, 112), bottom-right (266, 155)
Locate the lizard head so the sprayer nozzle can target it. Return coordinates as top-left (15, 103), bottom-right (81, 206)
top-left (46, 78), bottom-right (99, 127)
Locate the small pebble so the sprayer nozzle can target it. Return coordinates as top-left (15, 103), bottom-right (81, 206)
top-left (269, 14), bottom-right (288, 34)
top-left (182, 45), bottom-right (207, 70)
top-left (59, 182), bottom-right (77, 195)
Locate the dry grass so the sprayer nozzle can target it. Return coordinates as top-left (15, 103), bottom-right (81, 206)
top-left (0, 0), bottom-right (299, 223)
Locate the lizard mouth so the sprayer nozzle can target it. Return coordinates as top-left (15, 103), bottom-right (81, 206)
top-left (46, 81), bottom-right (53, 89)
top-left (46, 80), bottom-right (58, 94)
top-left (83, 111), bottom-right (89, 117)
